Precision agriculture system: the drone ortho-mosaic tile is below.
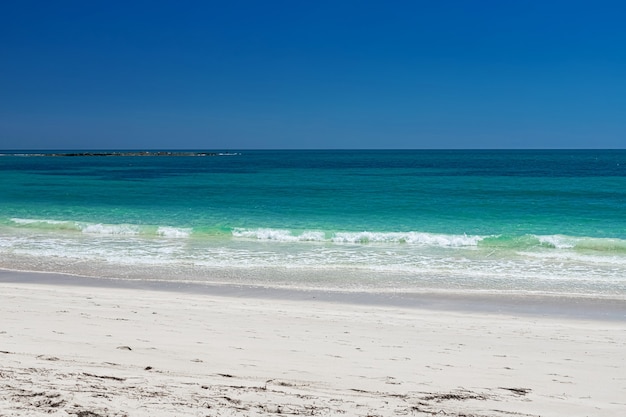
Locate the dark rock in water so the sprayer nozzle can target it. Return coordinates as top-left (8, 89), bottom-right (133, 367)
top-left (45, 151), bottom-right (217, 157)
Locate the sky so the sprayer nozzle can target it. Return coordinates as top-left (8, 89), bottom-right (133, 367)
top-left (1, 1), bottom-right (625, 149)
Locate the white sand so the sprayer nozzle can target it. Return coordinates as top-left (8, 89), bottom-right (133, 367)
top-left (1, 279), bottom-right (625, 416)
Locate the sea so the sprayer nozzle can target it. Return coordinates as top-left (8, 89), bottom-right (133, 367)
top-left (1, 150), bottom-right (625, 300)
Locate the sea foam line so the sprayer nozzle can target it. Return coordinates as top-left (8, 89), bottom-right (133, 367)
top-left (232, 228), bottom-right (484, 247)
top-left (8, 219), bottom-right (626, 252)
top-left (232, 228), bottom-right (626, 252)
top-left (8, 218), bottom-right (191, 238)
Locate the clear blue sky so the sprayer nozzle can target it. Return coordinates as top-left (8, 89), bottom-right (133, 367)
top-left (1, 0), bottom-right (625, 149)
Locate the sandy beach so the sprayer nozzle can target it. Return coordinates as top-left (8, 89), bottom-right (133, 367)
top-left (1, 273), bottom-right (625, 416)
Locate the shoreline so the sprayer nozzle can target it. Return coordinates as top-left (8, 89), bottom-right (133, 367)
top-left (1, 276), bottom-right (625, 416)
top-left (2, 268), bottom-right (626, 322)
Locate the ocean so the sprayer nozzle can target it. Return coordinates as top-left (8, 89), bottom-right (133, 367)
top-left (1, 149), bottom-right (625, 298)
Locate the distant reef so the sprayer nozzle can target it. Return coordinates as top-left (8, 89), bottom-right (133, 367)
top-left (43, 151), bottom-right (218, 157)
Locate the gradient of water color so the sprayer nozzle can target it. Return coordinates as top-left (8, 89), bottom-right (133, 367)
top-left (1, 150), bottom-right (625, 297)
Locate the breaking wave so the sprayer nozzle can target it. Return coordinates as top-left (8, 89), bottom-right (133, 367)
top-left (8, 218), bottom-right (191, 238)
top-left (6, 218), bottom-right (626, 253)
top-left (232, 228), bottom-right (485, 247)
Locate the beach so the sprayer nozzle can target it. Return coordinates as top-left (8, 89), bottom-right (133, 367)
top-left (1, 271), bottom-right (625, 416)
top-left (1, 150), bottom-right (626, 415)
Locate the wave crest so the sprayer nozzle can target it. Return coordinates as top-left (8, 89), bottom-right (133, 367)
top-left (481, 234), bottom-right (626, 253)
top-left (232, 228), bottom-right (484, 247)
top-left (81, 223), bottom-right (140, 235)
top-left (232, 228), bottom-right (326, 242)
top-left (8, 218), bottom-right (191, 238)
top-left (331, 231), bottom-right (483, 246)
top-left (156, 226), bottom-right (192, 238)
top-left (8, 219), bottom-right (626, 252)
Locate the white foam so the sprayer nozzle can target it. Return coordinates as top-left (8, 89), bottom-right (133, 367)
top-left (3, 220), bottom-right (626, 297)
top-left (331, 231), bottom-right (483, 247)
top-left (232, 228), bottom-right (326, 242)
top-left (80, 223), bottom-right (140, 235)
top-left (519, 249), bottom-right (626, 265)
top-left (298, 231), bottom-right (326, 241)
top-left (232, 228), bottom-right (484, 247)
top-left (10, 218), bottom-right (69, 226)
top-left (10, 218), bottom-right (195, 239)
top-left (536, 235), bottom-right (576, 249)
top-left (536, 234), bottom-right (626, 252)
top-left (156, 226), bottom-right (192, 238)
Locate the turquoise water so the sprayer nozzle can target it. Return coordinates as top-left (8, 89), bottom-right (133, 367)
top-left (1, 150), bottom-right (625, 296)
